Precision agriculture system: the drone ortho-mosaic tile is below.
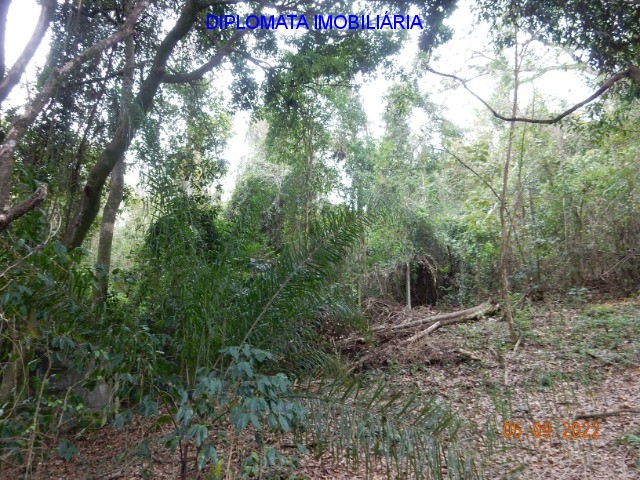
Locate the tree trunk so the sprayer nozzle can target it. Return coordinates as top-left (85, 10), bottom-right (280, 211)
top-left (302, 121), bottom-right (314, 250)
top-left (94, 5), bottom-right (134, 306)
top-left (405, 261), bottom-right (411, 309)
top-left (94, 157), bottom-right (125, 304)
top-left (528, 187), bottom-right (542, 287)
top-left (0, 0), bottom-right (10, 81)
top-left (500, 22), bottom-right (521, 344)
top-left (357, 225), bottom-right (366, 308)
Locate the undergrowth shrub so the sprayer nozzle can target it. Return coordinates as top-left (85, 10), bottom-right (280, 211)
top-left (155, 345), bottom-right (306, 479)
top-left (112, 345), bottom-right (477, 480)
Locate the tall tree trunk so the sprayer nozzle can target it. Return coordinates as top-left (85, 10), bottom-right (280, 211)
top-left (528, 187), bottom-right (542, 287)
top-left (356, 184), bottom-right (365, 307)
top-left (302, 121), bottom-right (314, 250)
top-left (500, 22), bottom-right (521, 344)
top-left (93, 4), bottom-right (134, 305)
top-left (94, 157), bottom-right (125, 305)
top-left (406, 261), bottom-right (412, 309)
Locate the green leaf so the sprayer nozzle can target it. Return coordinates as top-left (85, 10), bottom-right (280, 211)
top-left (176, 405), bottom-right (193, 426)
top-left (264, 446), bottom-right (278, 467)
top-left (230, 361), bottom-right (253, 379)
top-left (53, 242), bottom-right (67, 258)
top-left (186, 424), bottom-right (208, 446)
top-left (57, 439), bottom-right (78, 461)
top-left (277, 414), bottom-right (290, 432)
top-left (142, 397), bottom-right (158, 417)
top-left (197, 444), bottom-right (218, 470)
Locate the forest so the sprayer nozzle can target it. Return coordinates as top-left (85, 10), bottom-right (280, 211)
top-left (0, 0), bottom-right (639, 478)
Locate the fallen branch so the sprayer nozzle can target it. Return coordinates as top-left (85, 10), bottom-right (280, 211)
top-left (332, 336), bottom-right (368, 350)
top-left (373, 302), bottom-right (499, 334)
top-left (457, 348), bottom-right (483, 362)
top-left (405, 303), bottom-right (499, 343)
top-left (513, 335), bottom-right (524, 354)
top-left (575, 408), bottom-right (640, 420)
top-left (335, 302), bottom-right (500, 352)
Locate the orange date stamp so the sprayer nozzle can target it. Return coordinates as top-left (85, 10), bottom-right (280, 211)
top-left (501, 420), bottom-right (601, 440)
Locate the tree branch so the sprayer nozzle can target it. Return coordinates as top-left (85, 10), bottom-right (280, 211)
top-left (432, 146), bottom-right (511, 219)
top-left (0, 0), bottom-right (11, 81)
top-left (64, 62), bottom-right (147, 88)
top-left (0, 0), bottom-right (151, 231)
top-left (161, 30), bottom-right (247, 83)
top-left (425, 65), bottom-right (640, 125)
top-left (0, 0), bottom-right (56, 107)
top-left (235, 50), bottom-right (275, 72)
top-left (519, 63), bottom-right (588, 84)
top-left (0, 183), bottom-right (47, 231)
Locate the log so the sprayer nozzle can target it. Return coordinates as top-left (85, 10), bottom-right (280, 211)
top-left (404, 303), bottom-right (499, 343)
top-left (335, 302), bottom-right (499, 351)
top-left (574, 408), bottom-right (640, 420)
top-left (372, 302), bottom-right (499, 334)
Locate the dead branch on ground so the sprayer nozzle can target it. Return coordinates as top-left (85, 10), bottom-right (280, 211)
top-left (335, 299), bottom-right (500, 368)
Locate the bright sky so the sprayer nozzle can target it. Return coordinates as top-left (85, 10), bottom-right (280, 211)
top-left (5, 0), bottom-right (594, 200)
top-left (4, 0), bottom-right (49, 108)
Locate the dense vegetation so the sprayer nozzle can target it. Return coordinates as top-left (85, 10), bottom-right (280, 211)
top-left (0, 0), bottom-right (638, 478)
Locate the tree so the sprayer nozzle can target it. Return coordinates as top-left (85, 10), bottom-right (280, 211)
top-left (262, 58), bottom-right (338, 247)
top-left (478, 0), bottom-right (640, 74)
top-left (497, 19), bottom-right (522, 343)
top-left (95, 0), bottom-right (137, 304)
top-left (0, 0), bottom-right (150, 232)
top-left (1, 0), bottom-right (459, 247)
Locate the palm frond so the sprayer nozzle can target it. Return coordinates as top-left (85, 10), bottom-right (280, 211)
top-left (169, 208), bottom-right (367, 376)
top-left (232, 208), bottom-right (368, 362)
top-left (297, 375), bottom-right (477, 479)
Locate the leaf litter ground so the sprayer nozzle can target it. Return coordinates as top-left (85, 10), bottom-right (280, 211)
top-left (10, 296), bottom-right (639, 479)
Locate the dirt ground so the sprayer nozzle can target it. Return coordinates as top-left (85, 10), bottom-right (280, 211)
top-left (3, 297), bottom-right (639, 479)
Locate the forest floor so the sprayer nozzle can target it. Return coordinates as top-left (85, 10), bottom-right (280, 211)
top-left (353, 295), bottom-right (640, 480)
top-left (6, 296), bottom-right (640, 479)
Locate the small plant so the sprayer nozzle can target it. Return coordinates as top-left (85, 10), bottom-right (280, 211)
top-left (538, 372), bottom-right (554, 390)
top-left (619, 431), bottom-right (640, 469)
top-left (513, 306), bottom-right (532, 337)
top-left (566, 287), bottom-right (591, 306)
top-left (572, 304), bottom-right (639, 358)
top-left (161, 345), bottom-right (306, 479)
